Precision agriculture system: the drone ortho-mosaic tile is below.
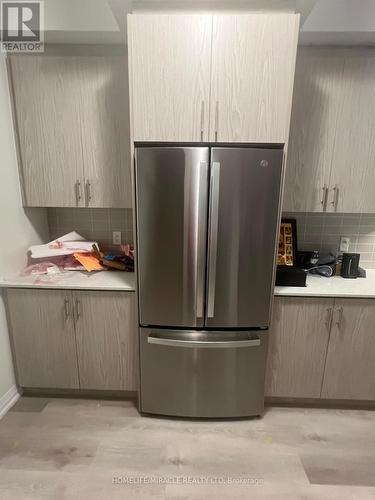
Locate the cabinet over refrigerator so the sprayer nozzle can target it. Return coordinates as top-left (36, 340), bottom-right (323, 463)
top-left (135, 145), bottom-right (284, 417)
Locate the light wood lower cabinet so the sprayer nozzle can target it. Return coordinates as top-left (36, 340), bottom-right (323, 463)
top-left (74, 291), bottom-right (137, 391)
top-left (266, 297), bottom-right (333, 398)
top-left (321, 299), bottom-right (375, 401)
top-left (6, 289), bottom-right (80, 389)
top-left (267, 296), bottom-right (375, 402)
top-left (6, 288), bottom-right (137, 391)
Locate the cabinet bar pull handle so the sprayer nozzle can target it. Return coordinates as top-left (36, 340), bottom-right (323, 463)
top-left (214, 101), bottom-right (219, 142)
top-left (64, 298), bottom-right (70, 321)
top-left (75, 299), bottom-right (81, 320)
top-left (200, 100), bottom-right (204, 141)
top-left (86, 180), bottom-right (92, 204)
top-left (330, 185), bottom-right (339, 211)
top-left (336, 306), bottom-right (344, 329)
top-left (321, 184), bottom-right (328, 211)
top-left (325, 307), bottom-right (333, 330)
top-left (75, 180), bottom-right (82, 205)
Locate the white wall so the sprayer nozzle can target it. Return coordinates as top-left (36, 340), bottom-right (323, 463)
top-left (0, 54), bottom-right (48, 399)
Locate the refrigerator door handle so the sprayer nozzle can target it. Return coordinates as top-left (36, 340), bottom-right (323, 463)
top-left (148, 333), bottom-right (261, 349)
top-left (195, 162), bottom-right (207, 319)
top-left (207, 161), bottom-right (220, 318)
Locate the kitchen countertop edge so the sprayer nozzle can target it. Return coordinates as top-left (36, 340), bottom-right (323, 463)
top-left (274, 269), bottom-right (375, 299)
top-left (1, 271), bottom-right (375, 298)
top-left (0, 270), bottom-right (136, 292)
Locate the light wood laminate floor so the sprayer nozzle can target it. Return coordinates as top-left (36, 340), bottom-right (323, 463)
top-left (0, 397), bottom-right (375, 499)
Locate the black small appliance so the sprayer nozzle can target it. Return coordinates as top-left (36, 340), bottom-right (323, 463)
top-left (341, 253), bottom-right (360, 279)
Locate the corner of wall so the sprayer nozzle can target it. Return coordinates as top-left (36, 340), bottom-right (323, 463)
top-left (0, 53), bottom-right (49, 404)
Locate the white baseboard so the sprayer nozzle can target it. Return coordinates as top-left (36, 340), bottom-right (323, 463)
top-left (0, 385), bottom-right (20, 419)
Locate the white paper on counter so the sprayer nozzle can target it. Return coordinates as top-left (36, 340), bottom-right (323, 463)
top-left (28, 232), bottom-right (97, 259)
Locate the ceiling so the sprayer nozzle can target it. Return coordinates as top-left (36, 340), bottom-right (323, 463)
top-left (40, 0), bottom-right (375, 46)
top-left (300, 0), bottom-right (375, 45)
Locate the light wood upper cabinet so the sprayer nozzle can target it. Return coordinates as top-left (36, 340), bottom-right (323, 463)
top-left (128, 14), bottom-right (212, 142)
top-left (284, 48), bottom-right (375, 213)
top-left (283, 51), bottom-right (345, 212)
top-left (266, 297), bottom-right (333, 398)
top-left (6, 289), bottom-right (79, 389)
top-left (10, 56), bottom-right (85, 207)
top-left (322, 299), bottom-right (375, 401)
top-left (210, 13), bottom-right (299, 143)
top-left (74, 291), bottom-right (137, 391)
top-left (128, 13), bottom-right (299, 144)
top-left (328, 55), bottom-right (375, 213)
top-left (79, 56), bottom-right (132, 208)
top-left (10, 54), bottom-right (132, 208)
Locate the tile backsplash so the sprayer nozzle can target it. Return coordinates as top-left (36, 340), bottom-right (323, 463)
top-left (284, 212), bottom-right (375, 269)
top-left (47, 208), bottom-right (134, 251)
top-left (47, 209), bottom-right (375, 268)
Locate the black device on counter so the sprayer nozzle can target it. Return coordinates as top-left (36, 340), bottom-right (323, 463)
top-left (275, 266), bottom-right (307, 287)
top-left (341, 253), bottom-right (360, 279)
top-left (298, 251), bottom-right (337, 277)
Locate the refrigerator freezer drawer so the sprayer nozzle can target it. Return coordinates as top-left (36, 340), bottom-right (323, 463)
top-left (140, 328), bottom-right (268, 418)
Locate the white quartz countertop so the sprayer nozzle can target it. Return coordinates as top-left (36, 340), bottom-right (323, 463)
top-left (0, 270), bottom-right (135, 292)
top-left (275, 269), bottom-right (375, 298)
top-left (1, 269), bottom-right (375, 298)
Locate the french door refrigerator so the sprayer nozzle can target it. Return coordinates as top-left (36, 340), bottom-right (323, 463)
top-left (135, 145), bottom-right (284, 417)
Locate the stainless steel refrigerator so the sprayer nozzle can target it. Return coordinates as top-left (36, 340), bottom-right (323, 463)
top-left (135, 145), bottom-right (284, 418)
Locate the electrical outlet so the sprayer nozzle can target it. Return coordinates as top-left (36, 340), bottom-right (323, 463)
top-left (340, 236), bottom-right (350, 253)
top-left (113, 231), bottom-right (122, 245)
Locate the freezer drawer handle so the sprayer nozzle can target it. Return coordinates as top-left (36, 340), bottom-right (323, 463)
top-left (147, 334), bottom-right (261, 349)
top-left (207, 161), bottom-right (220, 318)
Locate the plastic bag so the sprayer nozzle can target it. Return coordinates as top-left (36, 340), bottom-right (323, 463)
top-left (21, 262), bottom-right (61, 276)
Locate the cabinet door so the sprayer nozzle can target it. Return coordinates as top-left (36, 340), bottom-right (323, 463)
top-left (265, 297), bottom-right (333, 398)
top-left (10, 56), bottom-right (85, 207)
top-left (128, 14), bottom-right (212, 142)
top-left (328, 55), bottom-right (375, 213)
top-left (74, 291), bottom-right (137, 391)
top-left (210, 13), bottom-right (299, 143)
top-left (6, 289), bottom-right (79, 389)
top-left (322, 299), bottom-right (375, 400)
top-left (283, 50), bottom-right (345, 212)
top-left (79, 56), bottom-right (132, 208)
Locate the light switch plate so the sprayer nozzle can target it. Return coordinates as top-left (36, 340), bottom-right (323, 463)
top-left (340, 236), bottom-right (350, 253)
top-left (113, 231), bottom-right (122, 245)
